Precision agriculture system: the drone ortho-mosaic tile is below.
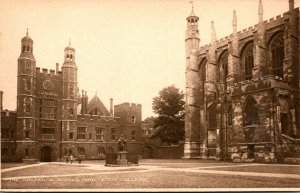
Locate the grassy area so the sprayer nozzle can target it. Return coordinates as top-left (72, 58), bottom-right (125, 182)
top-left (201, 165), bottom-right (300, 174)
top-left (2, 170), bottom-right (299, 189)
top-left (1, 163), bottom-right (36, 169)
top-left (2, 163), bottom-right (144, 178)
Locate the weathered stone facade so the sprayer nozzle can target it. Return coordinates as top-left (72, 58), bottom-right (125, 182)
top-left (1, 34), bottom-right (142, 162)
top-left (184, 0), bottom-right (300, 163)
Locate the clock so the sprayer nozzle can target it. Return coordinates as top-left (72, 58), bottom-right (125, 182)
top-left (43, 80), bottom-right (54, 91)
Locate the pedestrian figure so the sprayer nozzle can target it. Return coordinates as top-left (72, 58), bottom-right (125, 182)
top-left (78, 156), bottom-right (82, 164)
top-left (66, 156), bottom-right (69, 164)
top-left (70, 154), bottom-right (73, 164)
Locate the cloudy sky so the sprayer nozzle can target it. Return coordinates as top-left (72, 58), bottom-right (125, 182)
top-left (0, 0), bottom-right (298, 119)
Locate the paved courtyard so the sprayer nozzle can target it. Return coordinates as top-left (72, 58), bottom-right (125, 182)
top-left (1, 159), bottom-right (300, 190)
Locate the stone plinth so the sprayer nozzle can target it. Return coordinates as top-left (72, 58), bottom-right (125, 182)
top-left (116, 151), bottom-right (128, 166)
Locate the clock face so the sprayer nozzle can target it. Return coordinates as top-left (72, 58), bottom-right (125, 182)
top-left (43, 80), bottom-right (54, 91)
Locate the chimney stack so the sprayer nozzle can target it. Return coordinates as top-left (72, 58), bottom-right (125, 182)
top-left (110, 98), bottom-right (114, 116)
top-left (56, 63), bottom-right (59, 74)
top-left (289, 0), bottom-right (294, 12)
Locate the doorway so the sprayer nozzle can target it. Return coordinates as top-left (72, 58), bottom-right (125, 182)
top-left (41, 146), bottom-right (52, 162)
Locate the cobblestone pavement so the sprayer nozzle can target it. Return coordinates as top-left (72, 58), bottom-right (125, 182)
top-left (2, 161), bottom-right (300, 181)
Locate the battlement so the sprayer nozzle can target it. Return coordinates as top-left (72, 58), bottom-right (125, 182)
top-left (114, 102), bottom-right (142, 111)
top-left (36, 67), bottom-right (62, 76)
top-left (198, 8), bottom-right (298, 53)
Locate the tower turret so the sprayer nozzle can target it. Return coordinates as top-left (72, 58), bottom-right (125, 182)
top-left (185, 2), bottom-right (200, 57)
top-left (62, 40), bottom-right (78, 141)
top-left (16, 29), bottom-right (37, 160)
top-left (184, 2), bottom-right (201, 158)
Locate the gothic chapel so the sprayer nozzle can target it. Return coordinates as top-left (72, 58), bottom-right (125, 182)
top-left (184, 0), bottom-right (300, 163)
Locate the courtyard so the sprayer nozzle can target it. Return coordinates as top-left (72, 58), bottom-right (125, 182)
top-left (1, 159), bottom-right (300, 190)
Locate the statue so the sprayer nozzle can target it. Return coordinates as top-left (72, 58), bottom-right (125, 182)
top-left (118, 135), bottom-right (127, 152)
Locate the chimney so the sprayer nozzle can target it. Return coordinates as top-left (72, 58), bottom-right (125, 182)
top-left (56, 63), bottom-right (59, 74)
top-left (289, 0), bottom-right (294, 12)
top-left (110, 98), bottom-right (114, 116)
top-left (85, 91), bottom-right (88, 114)
top-left (81, 90), bottom-right (85, 114)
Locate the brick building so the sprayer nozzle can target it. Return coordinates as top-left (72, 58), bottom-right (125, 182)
top-left (1, 33), bottom-right (142, 162)
top-left (184, 0), bottom-right (300, 162)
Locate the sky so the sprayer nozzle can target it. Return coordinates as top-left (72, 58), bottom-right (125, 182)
top-left (0, 0), bottom-right (298, 120)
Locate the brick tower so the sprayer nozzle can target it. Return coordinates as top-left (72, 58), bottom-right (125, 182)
top-left (16, 29), bottom-right (37, 160)
top-left (62, 40), bottom-right (78, 146)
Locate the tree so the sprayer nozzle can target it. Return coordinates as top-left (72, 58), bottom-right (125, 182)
top-left (151, 85), bottom-right (185, 145)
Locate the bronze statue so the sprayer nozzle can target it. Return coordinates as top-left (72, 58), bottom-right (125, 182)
top-left (118, 135), bottom-right (127, 152)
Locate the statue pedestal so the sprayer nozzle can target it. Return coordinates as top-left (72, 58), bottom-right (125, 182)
top-left (116, 151), bottom-right (128, 166)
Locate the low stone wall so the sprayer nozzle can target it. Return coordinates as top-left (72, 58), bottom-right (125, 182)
top-left (155, 144), bottom-right (184, 159)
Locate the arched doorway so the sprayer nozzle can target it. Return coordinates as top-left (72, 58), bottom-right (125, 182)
top-left (143, 146), bottom-right (153, 159)
top-left (41, 146), bottom-right (52, 162)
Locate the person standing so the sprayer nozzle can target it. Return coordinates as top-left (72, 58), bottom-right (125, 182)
top-left (66, 156), bottom-right (69, 164)
top-left (70, 154), bottom-right (73, 164)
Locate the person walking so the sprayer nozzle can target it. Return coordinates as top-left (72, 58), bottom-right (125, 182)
top-left (70, 154), bottom-right (73, 164)
top-left (78, 155), bottom-right (82, 164)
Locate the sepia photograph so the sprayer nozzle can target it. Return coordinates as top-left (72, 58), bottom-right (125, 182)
top-left (0, 0), bottom-right (300, 191)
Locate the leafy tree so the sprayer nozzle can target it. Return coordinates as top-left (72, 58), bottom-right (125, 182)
top-left (151, 85), bottom-right (185, 145)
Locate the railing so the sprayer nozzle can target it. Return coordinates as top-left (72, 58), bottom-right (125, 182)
top-left (105, 153), bottom-right (139, 165)
top-left (105, 153), bottom-right (117, 165)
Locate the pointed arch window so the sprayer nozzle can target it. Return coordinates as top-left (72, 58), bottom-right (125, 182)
top-left (199, 59), bottom-right (207, 105)
top-left (218, 50), bottom-right (228, 83)
top-left (244, 97), bottom-right (259, 126)
top-left (280, 113), bottom-right (288, 135)
top-left (22, 45), bottom-right (25, 53)
top-left (269, 33), bottom-right (284, 77)
top-left (208, 103), bottom-right (217, 129)
top-left (242, 42), bottom-right (254, 80)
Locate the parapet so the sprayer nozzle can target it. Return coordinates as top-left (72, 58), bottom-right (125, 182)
top-left (114, 102), bottom-right (142, 111)
top-left (197, 8), bottom-right (293, 53)
top-left (36, 66), bottom-right (62, 77)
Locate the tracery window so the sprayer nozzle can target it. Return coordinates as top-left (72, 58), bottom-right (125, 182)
top-left (199, 59), bottom-right (206, 105)
top-left (242, 42), bottom-right (254, 80)
top-left (270, 34), bottom-right (284, 77)
top-left (280, 113), bottom-right (288, 135)
top-left (244, 97), bottom-right (258, 126)
top-left (218, 50), bottom-right (228, 83)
